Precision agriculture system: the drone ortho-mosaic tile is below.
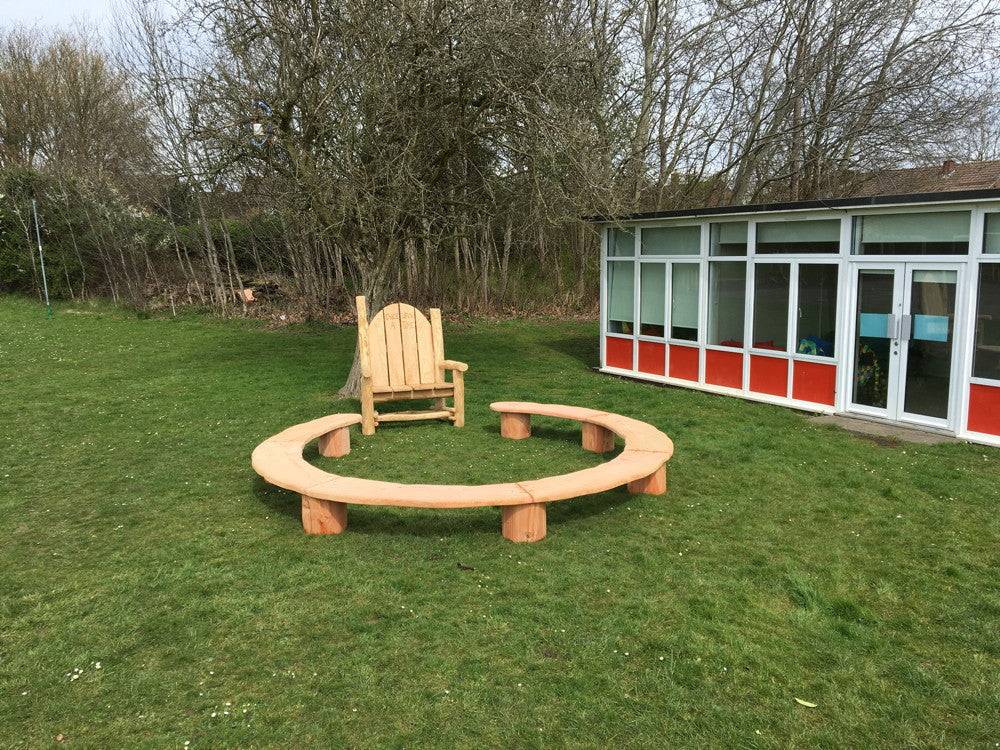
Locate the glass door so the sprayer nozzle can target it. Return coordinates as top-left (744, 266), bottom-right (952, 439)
top-left (897, 266), bottom-right (960, 425)
top-left (850, 266), bottom-right (902, 416)
top-left (848, 263), bottom-right (962, 427)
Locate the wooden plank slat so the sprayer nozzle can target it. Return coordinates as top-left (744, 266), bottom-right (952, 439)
top-left (368, 311), bottom-right (390, 389)
top-left (383, 303), bottom-right (406, 387)
top-left (373, 382), bottom-right (452, 394)
top-left (398, 303), bottom-right (421, 385)
top-left (429, 308), bottom-right (445, 369)
top-left (377, 409), bottom-right (452, 422)
top-left (414, 310), bottom-right (437, 383)
top-left (372, 387), bottom-right (453, 403)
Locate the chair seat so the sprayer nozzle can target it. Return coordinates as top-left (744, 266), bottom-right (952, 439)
top-left (373, 381), bottom-right (454, 394)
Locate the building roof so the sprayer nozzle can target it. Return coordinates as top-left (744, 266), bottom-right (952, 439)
top-left (852, 160), bottom-right (1000, 196)
top-left (589, 187), bottom-right (1000, 223)
top-left (590, 160), bottom-right (1000, 223)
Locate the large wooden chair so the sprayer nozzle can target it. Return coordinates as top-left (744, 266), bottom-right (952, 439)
top-left (355, 296), bottom-right (468, 435)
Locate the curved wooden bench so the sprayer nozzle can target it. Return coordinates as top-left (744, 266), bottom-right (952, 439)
top-left (251, 402), bottom-right (673, 542)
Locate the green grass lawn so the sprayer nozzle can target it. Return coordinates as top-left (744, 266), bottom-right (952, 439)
top-left (1, 296), bottom-right (998, 749)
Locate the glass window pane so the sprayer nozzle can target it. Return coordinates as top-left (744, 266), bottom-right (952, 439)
top-left (606, 261), bottom-right (634, 334)
top-left (639, 263), bottom-right (665, 337)
top-left (671, 264), bottom-right (699, 341)
top-left (854, 211), bottom-right (970, 255)
top-left (974, 264), bottom-right (1000, 379)
top-left (708, 262), bottom-right (746, 347)
top-left (710, 221), bottom-right (747, 256)
top-left (641, 225), bottom-right (700, 255)
top-left (608, 227), bottom-right (635, 256)
top-left (753, 264), bottom-right (790, 350)
top-left (795, 265), bottom-right (838, 357)
top-left (756, 219), bottom-right (840, 253)
top-left (985, 213), bottom-right (1000, 254)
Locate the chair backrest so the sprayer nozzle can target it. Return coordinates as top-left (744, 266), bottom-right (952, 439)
top-left (357, 297), bottom-right (445, 389)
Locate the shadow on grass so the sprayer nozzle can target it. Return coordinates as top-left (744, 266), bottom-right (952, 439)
top-left (477, 421), bottom-right (615, 452)
top-left (541, 331), bottom-right (599, 369)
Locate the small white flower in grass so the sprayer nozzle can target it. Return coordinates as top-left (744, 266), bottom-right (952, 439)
top-left (444, 689), bottom-right (450, 694)
top-left (95, 662), bottom-right (101, 669)
top-left (659, 656), bottom-right (664, 661)
top-left (21, 691), bottom-right (28, 696)
top-left (211, 712), bottom-right (217, 718)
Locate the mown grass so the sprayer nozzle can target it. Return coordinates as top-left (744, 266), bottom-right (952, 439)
top-left (1, 295), bottom-right (998, 749)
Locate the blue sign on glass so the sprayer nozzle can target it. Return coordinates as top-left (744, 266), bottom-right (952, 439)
top-left (914, 314), bottom-right (949, 342)
top-left (860, 312), bottom-right (889, 338)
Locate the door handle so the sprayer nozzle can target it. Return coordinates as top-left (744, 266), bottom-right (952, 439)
top-left (900, 314), bottom-right (912, 342)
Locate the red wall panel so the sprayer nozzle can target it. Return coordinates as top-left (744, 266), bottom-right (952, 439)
top-left (792, 361), bottom-right (836, 406)
top-left (605, 336), bottom-right (633, 370)
top-left (705, 349), bottom-right (743, 389)
top-left (968, 384), bottom-right (1000, 436)
top-left (749, 355), bottom-right (788, 397)
top-left (637, 341), bottom-right (666, 376)
top-left (669, 345), bottom-right (699, 382)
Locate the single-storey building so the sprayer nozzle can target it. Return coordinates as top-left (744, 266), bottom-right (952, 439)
top-left (592, 161), bottom-right (1000, 446)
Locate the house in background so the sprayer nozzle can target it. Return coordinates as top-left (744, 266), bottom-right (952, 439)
top-left (593, 160), bottom-right (1000, 446)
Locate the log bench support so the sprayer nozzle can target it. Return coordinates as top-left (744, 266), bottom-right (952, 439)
top-left (302, 496), bottom-right (348, 534)
top-left (500, 412), bottom-right (531, 440)
top-left (318, 426), bottom-right (351, 458)
top-left (627, 464), bottom-right (667, 495)
top-left (581, 422), bottom-right (615, 453)
top-left (501, 502), bottom-right (546, 542)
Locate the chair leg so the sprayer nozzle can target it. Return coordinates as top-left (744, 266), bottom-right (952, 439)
top-left (501, 503), bottom-right (546, 542)
top-left (361, 377), bottom-right (376, 436)
top-left (452, 370), bottom-right (465, 428)
top-left (627, 464), bottom-right (667, 495)
top-left (302, 496), bottom-right (347, 534)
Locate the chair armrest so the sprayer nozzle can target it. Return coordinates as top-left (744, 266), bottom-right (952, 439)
top-left (439, 359), bottom-right (469, 373)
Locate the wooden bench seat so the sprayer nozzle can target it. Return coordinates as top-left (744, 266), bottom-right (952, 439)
top-left (251, 402), bottom-right (673, 542)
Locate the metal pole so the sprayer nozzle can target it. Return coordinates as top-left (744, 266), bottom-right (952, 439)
top-left (32, 199), bottom-right (52, 318)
